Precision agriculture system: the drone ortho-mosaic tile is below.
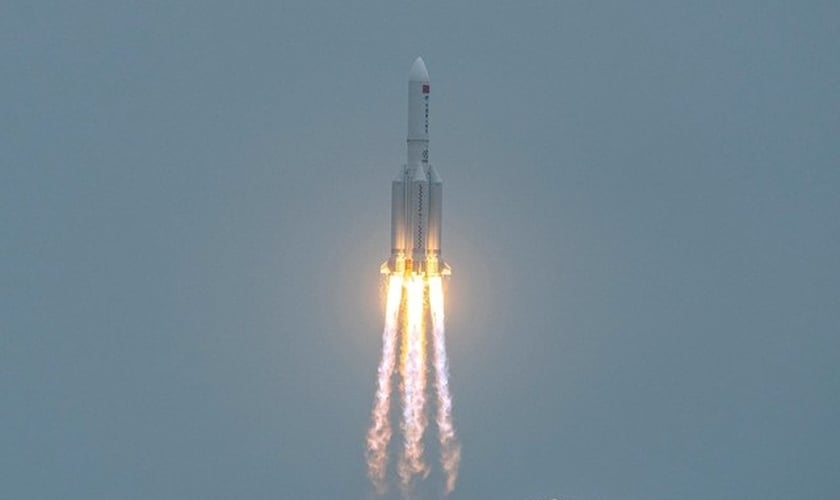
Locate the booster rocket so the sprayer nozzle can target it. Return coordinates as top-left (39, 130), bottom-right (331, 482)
top-left (382, 57), bottom-right (451, 277)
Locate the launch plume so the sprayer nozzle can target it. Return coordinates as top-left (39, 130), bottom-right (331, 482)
top-left (398, 276), bottom-right (430, 495)
top-left (429, 276), bottom-right (461, 494)
top-left (366, 274), bottom-right (460, 497)
top-left (365, 274), bottom-right (404, 494)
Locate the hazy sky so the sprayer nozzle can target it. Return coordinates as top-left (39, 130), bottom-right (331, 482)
top-left (2, 2), bottom-right (839, 499)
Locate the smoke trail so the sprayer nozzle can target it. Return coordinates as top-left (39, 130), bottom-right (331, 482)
top-left (366, 274), bottom-right (404, 495)
top-left (398, 275), bottom-right (429, 495)
top-left (429, 276), bottom-right (461, 495)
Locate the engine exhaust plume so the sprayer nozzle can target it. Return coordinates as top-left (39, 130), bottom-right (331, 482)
top-left (429, 276), bottom-right (461, 495)
top-left (365, 274), bottom-right (404, 494)
top-left (398, 275), bottom-right (430, 495)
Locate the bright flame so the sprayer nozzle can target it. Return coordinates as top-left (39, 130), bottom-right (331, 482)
top-left (398, 275), bottom-right (429, 495)
top-left (366, 271), bottom-right (459, 498)
top-left (429, 276), bottom-right (461, 494)
top-left (365, 274), bottom-right (404, 494)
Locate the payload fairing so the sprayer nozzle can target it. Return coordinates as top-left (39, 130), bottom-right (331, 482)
top-left (382, 57), bottom-right (451, 277)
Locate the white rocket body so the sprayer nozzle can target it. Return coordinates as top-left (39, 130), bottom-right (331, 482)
top-left (383, 57), bottom-right (450, 277)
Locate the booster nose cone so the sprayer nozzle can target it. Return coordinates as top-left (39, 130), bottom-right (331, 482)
top-left (409, 57), bottom-right (429, 82)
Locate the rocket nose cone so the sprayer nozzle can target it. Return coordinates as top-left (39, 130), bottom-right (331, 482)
top-left (409, 57), bottom-right (429, 82)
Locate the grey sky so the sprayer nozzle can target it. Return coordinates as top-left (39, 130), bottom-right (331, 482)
top-left (2, 2), bottom-right (839, 499)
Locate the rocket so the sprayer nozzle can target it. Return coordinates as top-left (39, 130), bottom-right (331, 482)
top-left (382, 57), bottom-right (450, 277)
